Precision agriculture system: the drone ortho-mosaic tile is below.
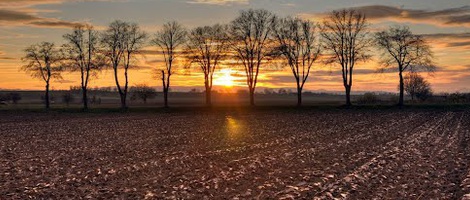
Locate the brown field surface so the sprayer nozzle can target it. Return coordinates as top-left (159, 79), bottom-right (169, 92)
top-left (1, 107), bottom-right (470, 199)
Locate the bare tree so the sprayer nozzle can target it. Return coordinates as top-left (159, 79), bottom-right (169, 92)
top-left (321, 9), bottom-right (371, 106)
top-left (22, 42), bottom-right (63, 109)
top-left (376, 25), bottom-right (435, 106)
top-left (185, 24), bottom-right (229, 106)
top-left (63, 25), bottom-right (105, 110)
top-left (130, 84), bottom-right (157, 104)
top-left (403, 72), bottom-right (432, 101)
top-left (123, 23), bottom-right (147, 106)
top-left (229, 9), bottom-right (274, 106)
top-left (101, 20), bottom-right (147, 109)
top-left (272, 16), bottom-right (321, 106)
top-left (151, 21), bottom-right (186, 108)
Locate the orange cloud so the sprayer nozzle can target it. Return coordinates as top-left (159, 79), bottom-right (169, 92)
top-left (0, 9), bottom-right (83, 28)
top-left (0, 51), bottom-right (16, 60)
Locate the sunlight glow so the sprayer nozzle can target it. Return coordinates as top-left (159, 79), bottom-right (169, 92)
top-left (214, 69), bottom-right (234, 87)
top-left (225, 115), bottom-right (244, 141)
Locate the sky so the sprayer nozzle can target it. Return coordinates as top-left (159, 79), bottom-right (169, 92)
top-left (0, 0), bottom-right (469, 93)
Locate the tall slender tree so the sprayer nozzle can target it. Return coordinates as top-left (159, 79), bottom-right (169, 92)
top-left (22, 42), bottom-right (63, 109)
top-left (229, 9), bottom-right (274, 106)
top-left (63, 25), bottom-right (105, 110)
top-left (101, 20), bottom-right (147, 109)
top-left (375, 25), bottom-right (435, 106)
top-left (185, 24), bottom-right (229, 106)
top-left (151, 21), bottom-right (187, 108)
top-left (321, 9), bottom-right (372, 106)
top-left (272, 16), bottom-right (321, 106)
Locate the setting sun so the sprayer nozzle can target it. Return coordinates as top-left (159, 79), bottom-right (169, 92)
top-left (214, 69), bottom-right (234, 87)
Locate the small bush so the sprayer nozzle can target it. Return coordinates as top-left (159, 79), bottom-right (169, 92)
top-left (357, 92), bottom-right (379, 105)
top-left (130, 84), bottom-right (157, 104)
top-left (389, 94), bottom-right (399, 104)
top-left (416, 88), bottom-right (433, 102)
top-left (62, 93), bottom-right (74, 106)
top-left (9, 93), bottom-right (21, 104)
top-left (446, 93), bottom-right (470, 103)
top-left (0, 93), bottom-right (22, 104)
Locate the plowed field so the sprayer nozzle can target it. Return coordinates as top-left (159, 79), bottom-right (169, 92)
top-left (1, 108), bottom-right (469, 199)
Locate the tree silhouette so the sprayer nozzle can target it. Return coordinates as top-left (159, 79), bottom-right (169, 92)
top-left (22, 42), bottom-right (63, 109)
top-left (403, 72), bottom-right (432, 102)
top-left (151, 21), bottom-right (187, 108)
top-left (101, 20), bottom-right (147, 109)
top-left (272, 16), bottom-right (321, 106)
top-left (63, 25), bottom-right (105, 110)
top-left (229, 9), bottom-right (274, 106)
top-left (185, 24), bottom-right (229, 106)
top-left (130, 84), bottom-right (157, 104)
top-left (375, 25), bottom-right (435, 106)
top-left (321, 9), bottom-right (372, 106)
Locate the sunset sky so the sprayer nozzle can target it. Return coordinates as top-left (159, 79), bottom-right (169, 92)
top-left (0, 0), bottom-right (469, 93)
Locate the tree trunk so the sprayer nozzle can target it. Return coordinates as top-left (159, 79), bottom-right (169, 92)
top-left (82, 87), bottom-right (88, 110)
top-left (161, 70), bottom-right (169, 108)
top-left (120, 93), bottom-right (127, 109)
top-left (345, 85), bottom-right (352, 106)
top-left (399, 71), bottom-right (404, 107)
top-left (205, 86), bottom-right (212, 107)
top-left (249, 87), bottom-right (255, 106)
top-left (45, 83), bottom-right (50, 109)
top-left (297, 87), bottom-right (302, 107)
top-left (163, 88), bottom-right (169, 108)
top-left (124, 67), bottom-right (129, 109)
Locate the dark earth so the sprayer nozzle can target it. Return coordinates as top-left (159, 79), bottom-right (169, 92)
top-left (1, 107), bottom-right (470, 199)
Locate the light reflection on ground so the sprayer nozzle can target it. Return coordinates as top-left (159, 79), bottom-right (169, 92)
top-left (225, 115), bottom-right (245, 142)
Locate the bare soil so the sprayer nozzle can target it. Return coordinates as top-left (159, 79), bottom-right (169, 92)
top-left (1, 108), bottom-right (469, 199)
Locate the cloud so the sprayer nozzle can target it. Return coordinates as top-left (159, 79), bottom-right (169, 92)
top-left (436, 65), bottom-right (470, 73)
top-left (0, 51), bottom-right (16, 60)
top-left (187, 0), bottom-right (248, 5)
top-left (0, 9), bottom-right (82, 28)
top-left (0, 56), bottom-right (16, 60)
top-left (29, 20), bottom-right (82, 28)
top-left (421, 32), bottom-right (470, 49)
top-left (446, 41), bottom-right (470, 48)
top-left (129, 65), bottom-right (153, 70)
top-left (55, 79), bottom-right (76, 83)
top-left (302, 5), bottom-right (470, 27)
top-left (0, 9), bottom-right (38, 21)
top-left (422, 33), bottom-right (470, 40)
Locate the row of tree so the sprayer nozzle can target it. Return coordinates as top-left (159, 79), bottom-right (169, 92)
top-left (22, 9), bottom-right (435, 109)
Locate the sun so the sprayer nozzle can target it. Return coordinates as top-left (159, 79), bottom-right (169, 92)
top-left (214, 69), bottom-right (234, 87)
